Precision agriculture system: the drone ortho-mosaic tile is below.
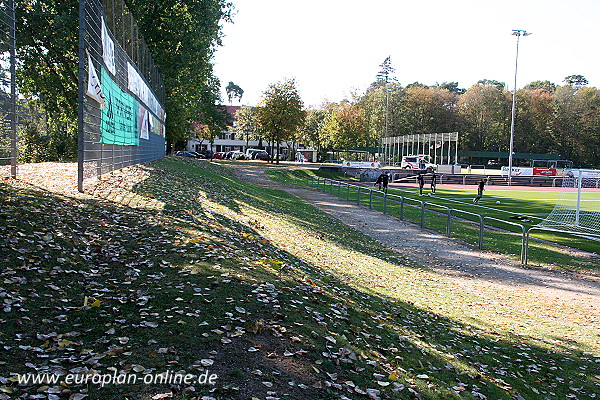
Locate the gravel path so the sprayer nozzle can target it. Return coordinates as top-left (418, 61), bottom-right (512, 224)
top-left (234, 164), bottom-right (600, 331)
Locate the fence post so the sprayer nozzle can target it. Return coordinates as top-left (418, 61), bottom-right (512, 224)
top-left (478, 215), bottom-right (484, 250)
top-left (400, 197), bottom-right (404, 220)
top-left (420, 201), bottom-right (425, 228)
top-left (337, 181), bottom-right (341, 197)
top-left (347, 183), bottom-right (350, 200)
top-left (369, 189), bottom-right (373, 209)
top-left (77, 0), bottom-right (86, 192)
top-left (383, 193), bottom-right (387, 214)
top-left (446, 209), bottom-right (452, 237)
top-left (357, 187), bottom-right (361, 205)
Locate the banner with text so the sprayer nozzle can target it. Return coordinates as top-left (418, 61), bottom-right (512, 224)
top-left (100, 67), bottom-right (140, 146)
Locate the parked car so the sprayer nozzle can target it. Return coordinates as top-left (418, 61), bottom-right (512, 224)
top-left (213, 152), bottom-right (225, 159)
top-left (175, 151), bottom-right (198, 158)
top-left (246, 149), bottom-right (270, 161)
top-left (230, 151), bottom-right (246, 160)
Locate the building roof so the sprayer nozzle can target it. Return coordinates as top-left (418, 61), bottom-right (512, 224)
top-left (226, 105), bottom-right (242, 126)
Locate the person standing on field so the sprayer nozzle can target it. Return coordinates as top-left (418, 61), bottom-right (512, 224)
top-left (417, 173), bottom-right (425, 196)
top-left (374, 173), bottom-right (383, 190)
top-left (473, 178), bottom-right (486, 203)
top-left (430, 172), bottom-right (437, 194)
top-left (381, 172), bottom-right (389, 193)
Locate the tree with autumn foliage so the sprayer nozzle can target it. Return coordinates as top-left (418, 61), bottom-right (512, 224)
top-left (322, 101), bottom-right (370, 150)
top-left (257, 79), bottom-right (305, 163)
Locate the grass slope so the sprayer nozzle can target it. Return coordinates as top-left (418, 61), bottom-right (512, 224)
top-left (0, 157), bottom-right (598, 400)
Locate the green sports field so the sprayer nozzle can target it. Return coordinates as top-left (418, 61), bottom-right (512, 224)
top-left (267, 169), bottom-right (600, 272)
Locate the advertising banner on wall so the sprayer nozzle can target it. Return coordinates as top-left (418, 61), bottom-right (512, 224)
top-left (342, 161), bottom-right (381, 169)
top-left (101, 17), bottom-right (116, 76)
top-left (99, 67), bottom-right (140, 146)
top-left (533, 168), bottom-right (557, 176)
top-left (502, 167), bottom-right (558, 176)
top-left (501, 166), bottom-right (533, 176)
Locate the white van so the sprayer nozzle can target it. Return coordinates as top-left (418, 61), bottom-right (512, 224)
top-left (401, 155), bottom-right (436, 172)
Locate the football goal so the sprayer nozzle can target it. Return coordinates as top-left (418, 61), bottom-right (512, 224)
top-left (537, 169), bottom-right (600, 236)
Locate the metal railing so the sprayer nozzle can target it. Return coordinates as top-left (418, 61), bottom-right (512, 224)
top-left (307, 176), bottom-right (530, 264)
top-left (525, 227), bottom-right (600, 265)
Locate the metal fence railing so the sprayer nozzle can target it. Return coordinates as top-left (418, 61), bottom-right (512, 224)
top-left (0, 0), bottom-right (16, 179)
top-left (78, 0), bottom-right (166, 192)
top-left (308, 176), bottom-right (530, 264)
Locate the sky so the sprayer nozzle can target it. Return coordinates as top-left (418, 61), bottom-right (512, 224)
top-left (212, 0), bottom-right (600, 108)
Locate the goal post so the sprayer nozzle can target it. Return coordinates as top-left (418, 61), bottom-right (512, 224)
top-left (538, 169), bottom-right (600, 235)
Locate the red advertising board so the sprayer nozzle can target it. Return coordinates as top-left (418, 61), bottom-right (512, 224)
top-left (533, 168), bottom-right (557, 176)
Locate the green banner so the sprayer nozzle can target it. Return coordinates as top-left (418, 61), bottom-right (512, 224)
top-left (100, 67), bottom-right (139, 146)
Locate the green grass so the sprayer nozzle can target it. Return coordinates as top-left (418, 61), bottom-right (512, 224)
top-left (266, 169), bottom-right (600, 273)
top-left (1, 157), bottom-right (599, 400)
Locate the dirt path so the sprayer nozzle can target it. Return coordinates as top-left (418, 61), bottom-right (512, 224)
top-left (234, 164), bottom-right (600, 332)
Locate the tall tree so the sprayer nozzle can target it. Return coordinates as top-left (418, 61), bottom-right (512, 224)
top-left (457, 83), bottom-right (510, 152)
top-left (15, 0), bottom-right (233, 157)
top-left (563, 74), bottom-right (588, 88)
top-left (257, 78), bottom-right (305, 163)
top-left (226, 81), bottom-right (244, 104)
top-left (323, 101), bottom-right (369, 150)
top-left (300, 108), bottom-right (328, 161)
top-left (404, 85), bottom-right (459, 134)
top-left (436, 82), bottom-right (466, 95)
top-left (524, 80), bottom-right (557, 92)
top-left (119, 0), bottom-right (234, 148)
top-left (235, 106), bottom-right (260, 149)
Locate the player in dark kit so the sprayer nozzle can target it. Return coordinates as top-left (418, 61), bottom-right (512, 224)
top-left (473, 178), bottom-right (486, 203)
top-left (375, 172), bottom-right (390, 193)
top-left (430, 172), bottom-right (437, 194)
top-left (417, 173), bottom-right (425, 196)
top-left (381, 172), bottom-right (389, 193)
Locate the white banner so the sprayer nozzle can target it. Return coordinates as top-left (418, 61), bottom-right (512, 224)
top-left (86, 53), bottom-right (106, 109)
top-left (342, 161), bottom-right (381, 169)
top-left (101, 17), bottom-right (116, 76)
top-left (127, 62), bottom-right (164, 121)
top-left (139, 105), bottom-right (149, 140)
top-left (501, 166), bottom-right (534, 176)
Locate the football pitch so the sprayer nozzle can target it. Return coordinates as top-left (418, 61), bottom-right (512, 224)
top-left (317, 178), bottom-right (600, 264)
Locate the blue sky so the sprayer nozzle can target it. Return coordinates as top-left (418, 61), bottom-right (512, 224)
top-left (212, 0), bottom-right (600, 107)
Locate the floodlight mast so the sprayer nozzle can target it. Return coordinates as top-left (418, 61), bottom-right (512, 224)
top-left (508, 29), bottom-right (531, 185)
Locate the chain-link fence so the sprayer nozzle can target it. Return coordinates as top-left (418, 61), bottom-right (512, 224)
top-left (78, 0), bottom-right (166, 192)
top-left (0, 0), bottom-right (16, 179)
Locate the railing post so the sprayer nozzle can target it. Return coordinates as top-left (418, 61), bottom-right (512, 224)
top-left (478, 215), bottom-right (484, 250)
top-left (400, 197), bottom-right (404, 220)
top-left (347, 183), bottom-right (350, 200)
top-left (337, 181), bottom-right (341, 197)
top-left (420, 201), bottom-right (425, 228)
top-left (357, 187), bottom-right (361, 205)
top-left (446, 209), bottom-right (452, 237)
top-left (369, 189), bottom-right (373, 209)
top-left (383, 193), bottom-right (387, 214)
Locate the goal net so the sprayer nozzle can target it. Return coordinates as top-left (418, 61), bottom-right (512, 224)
top-left (537, 169), bottom-right (600, 235)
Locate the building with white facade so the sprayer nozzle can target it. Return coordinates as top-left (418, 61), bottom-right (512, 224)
top-left (186, 106), bottom-right (295, 158)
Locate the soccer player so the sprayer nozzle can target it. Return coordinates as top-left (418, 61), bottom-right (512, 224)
top-left (417, 173), bottom-right (425, 195)
top-left (381, 172), bottom-right (389, 193)
top-left (473, 178), bottom-right (486, 203)
top-left (430, 172), bottom-right (437, 194)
